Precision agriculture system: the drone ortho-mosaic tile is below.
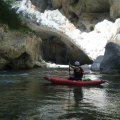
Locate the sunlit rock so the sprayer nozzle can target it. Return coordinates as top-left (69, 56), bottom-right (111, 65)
top-left (13, 0), bottom-right (112, 61)
top-left (11, 0), bottom-right (120, 71)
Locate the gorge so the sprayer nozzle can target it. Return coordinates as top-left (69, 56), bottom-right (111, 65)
top-left (1, 0), bottom-right (120, 73)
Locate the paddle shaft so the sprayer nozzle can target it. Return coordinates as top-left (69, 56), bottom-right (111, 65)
top-left (69, 62), bottom-right (70, 76)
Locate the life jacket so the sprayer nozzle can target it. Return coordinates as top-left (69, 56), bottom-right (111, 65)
top-left (74, 66), bottom-right (83, 77)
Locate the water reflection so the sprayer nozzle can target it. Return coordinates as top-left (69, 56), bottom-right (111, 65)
top-left (73, 87), bottom-right (83, 106)
top-left (0, 68), bottom-right (120, 120)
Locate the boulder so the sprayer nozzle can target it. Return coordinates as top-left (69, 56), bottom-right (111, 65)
top-left (0, 24), bottom-right (41, 70)
top-left (100, 34), bottom-right (120, 73)
top-left (91, 56), bottom-right (103, 71)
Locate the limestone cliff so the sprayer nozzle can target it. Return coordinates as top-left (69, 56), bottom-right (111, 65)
top-left (30, 0), bottom-right (120, 31)
top-left (0, 24), bottom-right (41, 70)
top-left (1, 0), bottom-right (120, 73)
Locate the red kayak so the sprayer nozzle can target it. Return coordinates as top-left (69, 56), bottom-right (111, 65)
top-left (44, 76), bottom-right (105, 86)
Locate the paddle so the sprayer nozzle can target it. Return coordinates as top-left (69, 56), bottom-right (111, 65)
top-left (68, 61), bottom-right (70, 76)
top-left (68, 61), bottom-right (72, 106)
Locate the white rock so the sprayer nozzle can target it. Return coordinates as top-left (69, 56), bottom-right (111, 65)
top-left (12, 0), bottom-right (120, 60)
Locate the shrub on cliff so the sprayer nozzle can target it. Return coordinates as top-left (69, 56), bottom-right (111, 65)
top-left (0, 0), bottom-right (22, 29)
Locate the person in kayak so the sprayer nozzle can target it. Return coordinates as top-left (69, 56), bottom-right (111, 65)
top-left (69, 61), bottom-right (84, 81)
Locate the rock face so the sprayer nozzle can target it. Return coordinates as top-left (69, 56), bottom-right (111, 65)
top-left (30, 0), bottom-right (50, 12)
top-left (91, 56), bottom-right (103, 71)
top-left (24, 15), bottom-right (93, 65)
top-left (90, 18), bottom-right (120, 73)
top-left (110, 0), bottom-right (120, 20)
top-left (41, 36), bottom-right (92, 65)
top-left (31, 0), bottom-right (110, 31)
top-left (0, 24), bottom-right (41, 70)
top-left (30, 0), bottom-right (120, 31)
top-left (27, 20), bottom-right (92, 65)
top-left (16, 0), bottom-right (111, 63)
top-left (100, 34), bottom-right (120, 73)
top-left (14, 0), bottom-right (120, 68)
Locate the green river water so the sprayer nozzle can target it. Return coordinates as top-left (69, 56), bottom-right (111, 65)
top-left (0, 68), bottom-right (120, 120)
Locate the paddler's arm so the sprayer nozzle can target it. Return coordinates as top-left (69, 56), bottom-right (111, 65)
top-left (69, 64), bottom-right (75, 70)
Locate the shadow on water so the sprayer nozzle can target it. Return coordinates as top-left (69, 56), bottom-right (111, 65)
top-left (73, 87), bottom-right (83, 106)
top-left (58, 85), bottom-right (106, 120)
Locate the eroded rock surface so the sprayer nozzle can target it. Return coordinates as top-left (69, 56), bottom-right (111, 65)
top-left (100, 34), bottom-right (120, 73)
top-left (0, 24), bottom-right (41, 70)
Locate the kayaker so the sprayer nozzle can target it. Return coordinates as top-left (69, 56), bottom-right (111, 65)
top-left (69, 61), bottom-right (84, 81)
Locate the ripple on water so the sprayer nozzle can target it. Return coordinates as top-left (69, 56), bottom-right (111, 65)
top-left (0, 79), bottom-right (22, 84)
top-left (0, 68), bottom-right (120, 120)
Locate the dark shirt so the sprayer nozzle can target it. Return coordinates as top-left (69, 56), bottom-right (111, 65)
top-left (73, 66), bottom-right (84, 78)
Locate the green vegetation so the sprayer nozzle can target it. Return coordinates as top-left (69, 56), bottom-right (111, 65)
top-left (0, 0), bottom-right (33, 34)
top-left (3, 0), bottom-right (16, 4)
top-left (0, 0), bottom-right (22, 29)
